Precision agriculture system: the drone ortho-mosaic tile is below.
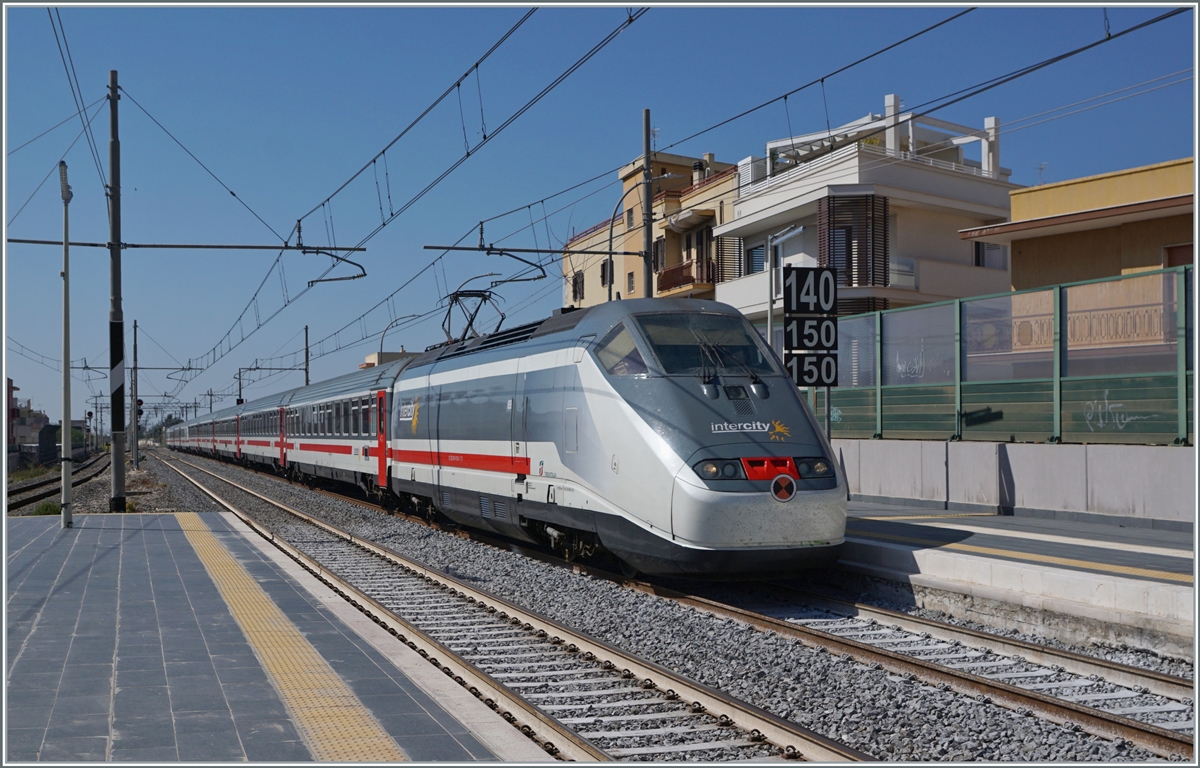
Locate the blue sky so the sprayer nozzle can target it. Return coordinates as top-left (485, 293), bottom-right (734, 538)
top-left (4, 5), bottom-right (1195, 426)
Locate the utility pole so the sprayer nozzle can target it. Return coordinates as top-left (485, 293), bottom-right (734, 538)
top-left (304, 325), bottom-right (310, 385)
top-left (108, 69), bottom-right (126, 512)
top-left (131, 320), bottom-right (139, 470)
top-left (641, 108), bottom-right (653, 298)
top-left (60, 161), bottom-right (73, 530)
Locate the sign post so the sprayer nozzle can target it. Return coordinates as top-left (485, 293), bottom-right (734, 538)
top-left (782, 267), bottom-right (838, 436)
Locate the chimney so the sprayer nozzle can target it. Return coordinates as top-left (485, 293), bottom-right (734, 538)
top-left (885, 94), bottom-right (900, 154)
top-left (703, 153), bottom-right (715, 176)
top-left (692, 161), bottom-right (704, 184)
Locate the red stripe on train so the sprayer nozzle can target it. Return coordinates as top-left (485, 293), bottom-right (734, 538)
top-left (297, 443), bottom-right (354, 455)
top-left (391, 449), bottom-right (530, 475)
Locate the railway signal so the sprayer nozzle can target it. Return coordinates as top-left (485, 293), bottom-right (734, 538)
top-left (782, 266), bottom-right (838, 436)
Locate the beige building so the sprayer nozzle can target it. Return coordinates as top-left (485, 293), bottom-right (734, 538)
top-left (561, 152), bottom-right (733, 307)
top-left (960, 158), bottom-right (1194, 290)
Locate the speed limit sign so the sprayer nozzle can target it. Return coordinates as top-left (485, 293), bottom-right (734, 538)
top-left (784, 351), bottom-right (838, 387)
top-left (782, 266), bottom-right (838, 388)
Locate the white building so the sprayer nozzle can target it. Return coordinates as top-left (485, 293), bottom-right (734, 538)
top-left (713, 94), bottom-right (1021, 350)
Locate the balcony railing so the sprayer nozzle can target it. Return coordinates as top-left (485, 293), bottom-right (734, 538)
top-left (657, 259), bottom-right (715, 293)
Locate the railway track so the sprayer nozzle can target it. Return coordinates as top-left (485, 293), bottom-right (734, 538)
top-left (158, 454), bottom-right (872, 762)
top-left (7, 454), bottom-right (111, 511)
top-left (154, 450), bottom-right (1194, 760)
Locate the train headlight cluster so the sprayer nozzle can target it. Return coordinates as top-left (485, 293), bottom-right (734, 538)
top-left (796, 458), bottom-right (832, 477)
top-left (694, 460), bottom-right (745, 480)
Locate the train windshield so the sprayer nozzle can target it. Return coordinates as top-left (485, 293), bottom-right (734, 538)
top-left (633, 312), bottom-right (779, 377)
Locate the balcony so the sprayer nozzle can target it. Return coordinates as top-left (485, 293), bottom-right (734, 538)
top-left (657, 259), bottom-right (715, 296)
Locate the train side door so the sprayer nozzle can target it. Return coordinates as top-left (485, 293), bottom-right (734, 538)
top-left (511, 366), bottom-right (529, 500)
top-left (279, 407), bottom-right (287, 468)
top-left (376, 390), bottom-right (387, 489)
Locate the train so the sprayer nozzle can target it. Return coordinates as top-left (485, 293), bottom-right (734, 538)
top-left (167, 298), bottom-right (846, 577)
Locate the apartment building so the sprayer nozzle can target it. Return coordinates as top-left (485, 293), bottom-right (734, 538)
top-left (960, 157), bottom-right (1193, 290)
top-left (561, 152), bottom-right (730, 307)
top-left (713, 94), bottom-right (1022, 351)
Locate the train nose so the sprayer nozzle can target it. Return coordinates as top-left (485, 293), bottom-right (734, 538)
top-left (669, 463), bottom-right (846, 549)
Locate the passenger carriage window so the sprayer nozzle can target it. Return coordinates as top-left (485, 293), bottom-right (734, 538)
top-left (594, 323), bottom-right (649, 376)
top-left (370, 400), bottom-right (377, 437)
top-left (342, 400), bottom-right (350, 435)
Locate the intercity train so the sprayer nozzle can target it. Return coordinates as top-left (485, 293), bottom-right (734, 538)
top-left (167, 298), bottom-right (846, 577)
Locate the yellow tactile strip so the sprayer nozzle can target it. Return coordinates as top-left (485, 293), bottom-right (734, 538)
top-left (847, 528), bottom-right (1194, 584)
top-left (175, 512), bottom-right (408, 762)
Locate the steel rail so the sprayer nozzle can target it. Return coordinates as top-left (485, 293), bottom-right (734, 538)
top-left (159, 455), bottom-right (607, 762)
top-left (7, 453), bottom-right (106, 497)
top-left (154, 450), bottom-right (1192, 759)
top-left (760, 583), bottom-right (1195, 701)
top-left (7, 455), bottom-right (111, 510)
top-left (161, 454), bottom-right (872, 763)
top-left (636, 585), bottom-right (1193, 761)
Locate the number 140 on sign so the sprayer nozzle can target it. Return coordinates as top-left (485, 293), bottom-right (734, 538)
top-left (784, 351), bottom-right (838, 387)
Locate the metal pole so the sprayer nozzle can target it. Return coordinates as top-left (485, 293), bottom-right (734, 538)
top-left (304, 325), bottom-right (310, 385)
top-left (60, 161), bottom-right (73, 529)
top-left (237, 369), bottom-right (242, 403)
top-left (824, 385), bottom-right (832, 439)
top-left (641, 108), bottom-right (653, 298)
top-left (108, 70), bottom-right (126, 512)
top-left (131, 320), bottom-right (139, 469)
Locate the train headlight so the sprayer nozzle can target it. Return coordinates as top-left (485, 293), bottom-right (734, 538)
top-left (795, 458), bottom-right (833, 477)
top-left (694, 460), bottom-right (745, 480)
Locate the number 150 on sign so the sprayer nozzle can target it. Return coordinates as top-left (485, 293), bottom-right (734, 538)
top-left (784, 352), bottom-right (838, 387)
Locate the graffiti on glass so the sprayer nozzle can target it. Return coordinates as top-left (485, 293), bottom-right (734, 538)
top-left (1084, 390), bottom-right (1155, 432)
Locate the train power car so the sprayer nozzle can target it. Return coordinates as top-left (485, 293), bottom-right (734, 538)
top-left (168, 298), bottom-right (846, 577)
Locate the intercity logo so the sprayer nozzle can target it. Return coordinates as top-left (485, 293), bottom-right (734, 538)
top-left (711, 421), bottom-right (770, 433)
top-left (397, 397), bottom-right (419, 435)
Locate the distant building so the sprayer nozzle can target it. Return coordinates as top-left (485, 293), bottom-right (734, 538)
top-left (360, 350), bottom-right (420, 369)
top-left (714, 94), bottom-right (1020, 350)
top-left (6, 378), bottom-right (16, 448)
top-left (7, 381), bottom-right (50, 447)
top-left (960, 158), bottom-right (1193, 290)
top-left (561, 152), bottom-right (730, 307)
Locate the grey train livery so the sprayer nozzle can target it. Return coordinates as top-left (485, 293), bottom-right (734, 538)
top-left (168, 299), bottom-right (846, 577)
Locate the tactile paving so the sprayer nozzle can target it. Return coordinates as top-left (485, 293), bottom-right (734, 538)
top-left (176, 512), bottom-right (408, 762)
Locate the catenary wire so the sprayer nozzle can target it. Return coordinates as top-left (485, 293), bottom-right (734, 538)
top-left (7, 98), bottom-right (106, 227)
top-left (119, 86), bottom-right (286, 243)
top-left (296, 9), bottom-right (537, 222)
top-left (7, 95), bottom-right (105, 156)
top-left (47, 10), bottom-right (107, 197)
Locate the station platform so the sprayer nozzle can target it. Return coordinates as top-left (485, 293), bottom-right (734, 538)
top-left (835, 500), bottom-right (1194, 658)
top-left (5, 512), bottom-right (551, 763)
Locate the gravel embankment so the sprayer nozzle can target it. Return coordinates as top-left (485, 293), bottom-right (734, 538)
top-left (147, 451), bottom-right (1180, 762)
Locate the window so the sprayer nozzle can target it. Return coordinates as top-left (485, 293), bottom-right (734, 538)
top-left (369, 399), bottom-right (377, 437)
top-left (627, 271), bottom-right (635, 295)
top-left (653, 237), bottom-right (665, 272)
top-left (352, 402), bottom-right (359, 435)
top-left (594, 323), bottom-right (648, 376)
top-left (633, 312), bottom-right (779, 377)
top-left (746, 243), bottom-right (765, 274)
top-left (572, 271), bottom-right (585, 302)
top-left (600, 261), bottom-right (609, 287)
top-left (626, 208), bottom-right (635, 229)
top-left (973, 241), bottom-right (1009, 270)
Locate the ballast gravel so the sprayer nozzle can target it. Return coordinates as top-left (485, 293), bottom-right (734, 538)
top-left (147, 453), bottom-right (1181, 762)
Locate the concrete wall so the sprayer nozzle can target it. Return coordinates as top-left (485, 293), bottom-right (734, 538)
top-left (833, 438), bottom-right (1196, 529)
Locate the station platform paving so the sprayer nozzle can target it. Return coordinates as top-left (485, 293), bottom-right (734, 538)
top-left (5, 512), bottom-right (551, 763)
top-left (836, 499), bottom-right (1194, 657)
